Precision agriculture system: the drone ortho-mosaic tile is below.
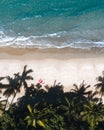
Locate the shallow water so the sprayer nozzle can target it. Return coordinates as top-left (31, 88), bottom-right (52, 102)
top-left (0, 0), bottom-right (104, 48)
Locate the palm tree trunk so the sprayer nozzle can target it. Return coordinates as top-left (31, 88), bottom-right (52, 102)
top-left (10, 91), bottom-right (17, 106)
top-left (4, 96), bottom-right (9, 112)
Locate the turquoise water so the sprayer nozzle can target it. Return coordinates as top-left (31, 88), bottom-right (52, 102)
top-left (0, 0), bottom-right (104, 48)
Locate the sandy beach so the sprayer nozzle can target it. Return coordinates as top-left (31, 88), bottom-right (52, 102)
top-left (0, 47), bottom-right (104, 102)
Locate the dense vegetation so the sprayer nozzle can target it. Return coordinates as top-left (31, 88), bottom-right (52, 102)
top-left (0, 65), bottom-right (104, 130)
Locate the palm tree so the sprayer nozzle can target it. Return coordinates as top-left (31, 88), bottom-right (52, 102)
top-left (95, 71), bottom-right (104, 101)
top-left (19, 65), bottom-right (33, 90)
top-left (87, 91), bottom-right (100, 103)
top-left (60, 97), bottom-right (75, 122)
top-left (2, 65), bottom-right (33, 110)
top-left (3, 73), bottom-right (20, 110)
top-left (0, 76), bottom-right (10, 111)
top-left (81, 101), bottom-right (104, 130)
top-left (71, 81), bottom-right (91, 101)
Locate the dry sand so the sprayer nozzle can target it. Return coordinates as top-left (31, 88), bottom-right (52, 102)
top-left (0, 47), bottom-right (104, 102)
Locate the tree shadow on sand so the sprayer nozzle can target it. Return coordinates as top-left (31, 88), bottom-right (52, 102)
top-left (17, 80), bottom-right (65, 110)
top-left (0, 65), bottom-right (104, 130)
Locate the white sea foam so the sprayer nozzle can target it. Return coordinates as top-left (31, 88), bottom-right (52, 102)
top-left (0, 30), bottom-right (104, 49)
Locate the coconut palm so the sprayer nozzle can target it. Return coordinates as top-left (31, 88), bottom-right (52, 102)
top-left (95, 71), bottom-right (104, 101)
top-left (81, 101), bottom-right (104, 130)
top-left (2, 66), bottom-right (33, 111)
top-left (87, 91), bottom-right (100, 103)
top-left (71, 81), bottom-right (91, 101)
top-left (3, 73), bottom-right (20, 110)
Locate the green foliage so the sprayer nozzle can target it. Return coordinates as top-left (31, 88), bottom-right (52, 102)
top-left (0, 65), bottom-right (104, 130)
top-left (0, 112), bottom-right (17, 130)
top-left (81, 101), bottom-right (104, 130)
top-left (43, 105), bottom-right (65, 130)
top-left (25, 104), bottom-right (65, 130)
top-left (25, 104), bottom-right (46, 129)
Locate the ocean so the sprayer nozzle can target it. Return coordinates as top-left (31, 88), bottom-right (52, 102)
top-left (0, 0), bottom-right (104, 48)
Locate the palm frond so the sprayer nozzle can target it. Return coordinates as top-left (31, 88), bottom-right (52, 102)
top-left (23, 65), bottom-right (27, 72)
top-left (70, 89), bottom-right (76, 92)
top-left (92, 91), bottom-right (99, 96)
top-left (0, 77), bottom-right (5, 81)
top-left (0, 83), bottom-right (8, 89)
top-left (84, 90), bottom-right (92, 95)
top-left (85, 85), bottom-right (91, 89)
top-left (73, 83), bottom-right (78, 91)
top-left (95, 83), bottom-right (102, 89)
top-left (14, 72), bottom-right (20, 78)
top-left (53, 80), bottom-right (56, 86)
top-left (25, 69), bottom-right (33, 75)
top-left (3, 88), bottom-right (14, 97)
top-left (26, 76), bottom-right (33, 80)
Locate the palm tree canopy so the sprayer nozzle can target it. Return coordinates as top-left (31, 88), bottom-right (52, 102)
top-left (71, 81), bottom-right (91, 97)
top-left (95, 71), bottom-right (104, 99)
top-left (81, 101), bottom-right (104, 129)
top-left (3, 75), bottom-right (20, 97)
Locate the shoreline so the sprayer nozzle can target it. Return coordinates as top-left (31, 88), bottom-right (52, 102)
top-left (0, 46), bottom-right (104, 59)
